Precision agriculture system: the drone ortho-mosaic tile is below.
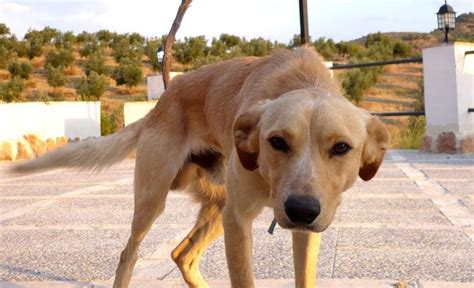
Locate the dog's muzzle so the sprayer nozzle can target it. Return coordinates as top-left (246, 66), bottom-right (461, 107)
top-left (284, 195), bottom-right (321, 226)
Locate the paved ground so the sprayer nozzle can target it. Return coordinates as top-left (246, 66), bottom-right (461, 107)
top-left (0, 150), bottom-right (472, 288)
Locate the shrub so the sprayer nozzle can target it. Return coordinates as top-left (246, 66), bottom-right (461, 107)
top-left (84, 52), bottom-right (108, 76)
top-left (46, 65), bottom-right (67, 88)
top-left (342, 68), bottom-right (381, 104)
top-left (79, 39), bottom-right (103, 58)
top-left (27, 37), bottom-right (44, 59)
top-left (112, 38), bottom-right (143, 63)
top-left (75, 71), bottom-right (108, 101)
top-left (15, 41), bottom-right (29, 58)
top-left (0, 45), bottom-right (10, 69)
top-left (101, 105), bottom-right (123, 136)
top-left (0, 76), bottom-right (25, 102)
top-left (112, 58), bottom-right (143, 88)
top-left (397, 81), bottom-right (426, 149)
top-left (144, 38), bottom-right (163, 71)
top-left (8, 61), bottom-right (32, 79)
top-left (45, 48), bottom-right (75, 68)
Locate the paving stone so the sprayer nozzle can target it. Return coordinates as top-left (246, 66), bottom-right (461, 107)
top-left (460, 197), bottom-right (474, 211)
top-left (15, 172), bottom-right (133, 185)
top-left (0, 227), bottom-right (181, 281)
top-left (438, 181), bottom-right (474, 197)
top-left (371, 169), bottom-right (408, 178)
top-left (0, 199), bottom-right (36, 214)
top-left (0, 183), bottom-right (94, 197)
top-left (347, 180), bottom-right (420, 194)
top-left (333, 248), bottom-right (473, 282)
top-left (3, 197), bottom-right (200, 226)
top-left (165, 227), bottom-right (337, 280)
top-left (421, 169), bottom-right (474, 180)
top-left (339, 198), bottom-right (437, 211)
top-left (337, 228), bottom-right (472, 250)
top-left (334, 209), bottom-right (451, 226)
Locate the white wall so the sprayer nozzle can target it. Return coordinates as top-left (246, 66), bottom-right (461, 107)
top-left (0, 102), bottom-right (101, 141)
top-left (423, 42), bottom-right (474, 137)
top-left (123, 101), bottom-right (157, 126)
top-left (147, 72), bottom-right (183, 100)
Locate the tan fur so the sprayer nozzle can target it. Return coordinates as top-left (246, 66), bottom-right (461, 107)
top-left (11, 46), bottom-right (389, 288)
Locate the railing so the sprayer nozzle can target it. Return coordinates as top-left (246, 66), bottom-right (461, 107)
top-left (330, 57), bottom-right (425, 117)
top-left (331, 57), bottom-right (423, 70)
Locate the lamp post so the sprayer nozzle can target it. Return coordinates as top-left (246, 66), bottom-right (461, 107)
top-left (436, 0), bottom-right (456, 43)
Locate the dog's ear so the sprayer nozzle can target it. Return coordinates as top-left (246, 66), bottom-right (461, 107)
top-left (359, 116), bottom-right (390, 181)
top-left (233, 104), bottom-right (265, 171)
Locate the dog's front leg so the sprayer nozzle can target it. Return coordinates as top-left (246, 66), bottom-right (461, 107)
top-left (292, 231), bottom-right (321, 288)
top-left (223, 203), bottom-right (256, 288)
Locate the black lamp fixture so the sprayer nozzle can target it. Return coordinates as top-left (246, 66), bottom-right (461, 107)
top-left (436, 0), bottom-right (456, 43)
top-left (156, 46), bottom-right (164, 63)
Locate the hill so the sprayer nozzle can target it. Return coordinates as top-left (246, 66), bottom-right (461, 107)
top-left (0, 13), bottom-right (472, 148)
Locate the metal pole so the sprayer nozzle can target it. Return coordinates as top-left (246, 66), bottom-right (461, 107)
top-left (331, 57), bottom-right (423, 70)
top-left (299, 0), bottom-right (310, 45)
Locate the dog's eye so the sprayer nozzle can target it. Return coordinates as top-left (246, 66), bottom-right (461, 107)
top-left (331, 142), bottom-right (351, 156)
top-left (268, 136), bottom-right (289, 152)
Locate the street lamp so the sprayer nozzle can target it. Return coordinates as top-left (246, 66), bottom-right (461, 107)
top-left (436, 0), bottom-right (456, 43)
top-left (156, 46), bottom-right (164, 63)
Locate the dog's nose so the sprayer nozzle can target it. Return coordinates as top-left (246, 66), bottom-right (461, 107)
top-left (284, 196), bottom-right (320, 225)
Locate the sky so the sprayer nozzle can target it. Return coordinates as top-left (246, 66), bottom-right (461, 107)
top-left (0, 0), bottom-right (472, 43)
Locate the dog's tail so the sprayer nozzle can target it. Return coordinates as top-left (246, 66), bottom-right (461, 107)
top-left (10, 117), bottom-right (146, 174)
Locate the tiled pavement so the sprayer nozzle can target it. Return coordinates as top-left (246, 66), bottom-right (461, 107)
top-left (0, 150), bottom-right (472, 287)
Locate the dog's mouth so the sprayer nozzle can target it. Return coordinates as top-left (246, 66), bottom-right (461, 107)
top-left (275, 218), bottom-right (329, 233)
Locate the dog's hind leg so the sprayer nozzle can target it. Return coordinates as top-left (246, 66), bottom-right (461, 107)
top-left (113, 130), bottom-right (189, 288)
top-left (171, 177), bottom-right (226, 288)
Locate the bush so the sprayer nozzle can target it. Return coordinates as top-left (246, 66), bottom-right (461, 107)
top-left (15, 41), bottom-right (29, 58)
top-left (0, 45), bottom-right (10, 69)
top-left (27, 37), bottom-right (44, 59)
top-left (144, 38), bottom-right (163, 71)
top-left (342, 68), bottom-right (381, 104)
top-left (84, 52), bottom-right (108, 76)
top-left (79, 39), bottom-right (103, 58)
top-left (112, 58), bottom-right (143, 88)
top-left (45, 48), bottom-right (75, 68)
top-left (112, 38), bottom-right (143, 63)
top-left (8, 61), bottom-right (32, 79)
top-left (101, 105), bottom-right (123, 136)
top-left (0, 76), bottom-right (25, 102)
top-left (46, 65), bottom-right (67, 88)
top-left (75, 71), bottom-right (108, 101)
top-left (397, 81), bottom-right (426, 149)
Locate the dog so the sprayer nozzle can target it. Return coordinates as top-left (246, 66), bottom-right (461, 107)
top-left (12, 46), bottom-right (389, 288)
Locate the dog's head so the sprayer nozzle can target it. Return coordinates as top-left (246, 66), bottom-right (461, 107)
top-left (233, 89), bottom-right (389, 232)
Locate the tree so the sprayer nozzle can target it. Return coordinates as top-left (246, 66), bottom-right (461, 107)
top-left (113, 58), bottom-right (143, 89)
top-left (0, 23), bottom-right (10, 36)
top-left (27, 37), bottom-right (43, 59)
top-left (0, 76), bottom-right (25, 102)
top-left (8, 61), bottom-right (32, 79)
top-left (393, 41), bottom-right (412, 58)
top-left (144, 38), bottom-right (164, 71)
top-left (162, 0), bottom-right (193, 88)
top-left (79, 38), bottom-right (103, 58)
top-left (46, 65), bottom-right (67, 88)
top-left (84, 52), bottom-right (108, 76)
top-left (75, 71), bottom-right (108, 100)
top-left (45, 48), bottom-right (75, 68)
top-left (173, 36), bottom-right (207, 64)
top-left (342, 68), bottom-right (380, 104)
top-left (112, 38), bottom-right (143, 63)
top-left (0, 45), bottom-right (10, 69)
top-left (248, 37), bottom-right (272, 56)
top-left (313, 37), bottom-right (338, 60)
